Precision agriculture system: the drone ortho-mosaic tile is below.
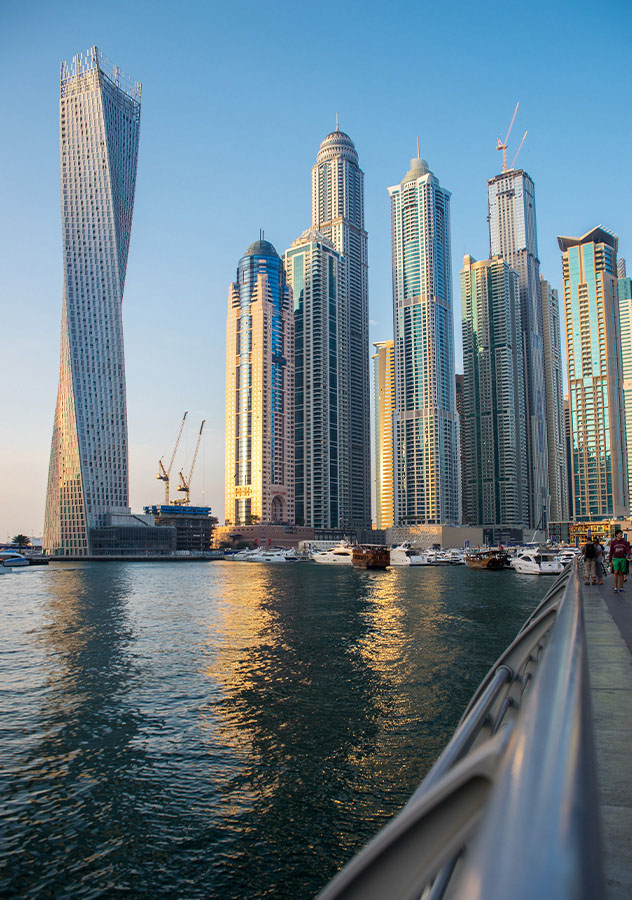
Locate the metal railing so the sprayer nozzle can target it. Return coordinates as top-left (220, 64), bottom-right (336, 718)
top-left (317, 561), bottom-right (604, 900)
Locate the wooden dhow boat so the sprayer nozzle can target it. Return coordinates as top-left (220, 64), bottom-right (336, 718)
top-left (465, 549), bottom-right (509, 570)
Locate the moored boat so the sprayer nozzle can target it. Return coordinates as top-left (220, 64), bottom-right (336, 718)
top-left (313, 542), bottom-right (354, 565)
top-left (510, 549), bottom-right (565, 575)
top-left (466, 549), bottom-right (509, 570)
top-left (389, 543), bottom-right (430, 566)
top-left (351, 546), bottom-right (390, 569)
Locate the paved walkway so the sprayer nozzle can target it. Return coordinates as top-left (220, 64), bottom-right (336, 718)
top-left (583, 575), bottom-right (632, 899)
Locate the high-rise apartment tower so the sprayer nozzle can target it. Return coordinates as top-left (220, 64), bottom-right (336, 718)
top-left (285, 228), bottom-right (341, 528)
top-left (372, 340), bottom-right (395, 530)
top-left (541, 278), bottom-right (568, 522)
top-left (617, 261), bottom-right (632, 503)
top-left (312, 126), bottom-right (370, 528)
top-left (488, 168), bottom-right (548, 530)
top-left (461, 255), bottom-right (528, 528)
top-left (389, 155), bottom-right (459, 526)
top-left (225, 239), bottom-right (294, 526)
top-left (44, 47), bottom-right (141, 557)
top-left (558, 226), bottom-right (628, 519)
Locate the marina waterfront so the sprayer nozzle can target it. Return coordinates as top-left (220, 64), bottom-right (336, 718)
top-left (1, 562), bottom-right (546, 899)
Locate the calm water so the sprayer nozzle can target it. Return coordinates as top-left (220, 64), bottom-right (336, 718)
top-left (0, 561), bottom-right (546, 899)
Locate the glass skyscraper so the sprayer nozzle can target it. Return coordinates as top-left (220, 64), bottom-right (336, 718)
top-left (488, 168), bottom-right (548, 530)
top-left (389, 155), bottom-right (459, 526)
top-left (225, 239), bottom-right (294, 526)
top-left (312, 127), bottom-right (370, 528)
top-left (461, 255), bottom-right (528, 528)
top-left (44, 47), bottom-right (141, 557)
top-left (558, 226), bottom-right (628, 520)
top-left (541, 278), bottom-right (569, 522)
top-left (617, 262), bottom-right (632, 505)
top-left (284, 228), bottom-right (340, 528)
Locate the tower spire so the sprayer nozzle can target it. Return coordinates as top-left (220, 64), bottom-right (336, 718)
top-left (335, 112), bottom-right (339, 132)
top-left (417, 135), bottom-right (420, 159)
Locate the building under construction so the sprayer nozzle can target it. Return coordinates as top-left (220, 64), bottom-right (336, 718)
top-left (144, 505), bottom-right (216, 553)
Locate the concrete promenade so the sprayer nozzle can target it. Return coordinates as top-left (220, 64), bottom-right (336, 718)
top-left (584, 576), bottom-right (632, 898)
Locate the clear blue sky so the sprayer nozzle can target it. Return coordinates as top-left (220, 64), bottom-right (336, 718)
top-left (1, 0), bottom-right (630, 539)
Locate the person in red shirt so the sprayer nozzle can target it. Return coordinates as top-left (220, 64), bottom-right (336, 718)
top-left (608, 530), bottom-right (631, 593)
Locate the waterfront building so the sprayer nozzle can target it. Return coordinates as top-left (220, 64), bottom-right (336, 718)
top-left (44, 47), bottom-right (141, 557)
top-left (455, 374), bottom-right (466, 525)
top-left (312, 126), bottom-right (370, 528)
top-left (144, 505), bottom-right (217, 552)
top-left (389, 154), bottom-right (459, 526)
top-left (372, 340), bottom-right (395, 529)
top-left (618, 260), bottom-right (632, 501)
top-left (488, 167), bottom-right (548, 530)
top-left (225, 238), bottom-right (294, 527)
top-left (564, 395), bottom-right (573, 516)
top-left (284, 228), bottom-right (341, 528)
top-left (558, 226), bottom-right (628, 520)
top-left (460, 255), bottom-right (528, 529)
top-left (541, 278), bottom-right (569, 522)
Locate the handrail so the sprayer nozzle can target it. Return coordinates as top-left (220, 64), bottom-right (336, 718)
top-left (316, 561), bottom-right (603, 900)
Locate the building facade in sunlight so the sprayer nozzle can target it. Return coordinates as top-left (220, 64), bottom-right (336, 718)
top-left (225, 239), bottom-right (294, 527)
top-left (389, 155), bottom-right (460, 526)
top-left (618, 261), bottom-right (632, 504)
top-left (372, 340), bottom-right (395, 529)
top-left (284, 228), bottom-right (341, 528)
top-left (312, 126), bottom-right (371, 528)
top-left (44, 47), bottom-right (141, 556)
top-left (559, 226), bottom-right (628, 520)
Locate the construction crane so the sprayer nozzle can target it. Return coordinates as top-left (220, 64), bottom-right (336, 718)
top-left (174, 419), bottom-right (206, 506)
top-left (510, 130), bottom-right (528, 170)
top-left (156, 411), bottom-right (188, 504)
top-left (496, 101), bottom-right (519, 172)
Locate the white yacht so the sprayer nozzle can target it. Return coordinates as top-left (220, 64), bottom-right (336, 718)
top-left (510, 549), bottom-right (564, 575)
top-left (0, 551), bottom-right (29, 567)
top-left (389, 543), bottom-right (430, 566)
top-left (312, 542), bottom-right (354, 565)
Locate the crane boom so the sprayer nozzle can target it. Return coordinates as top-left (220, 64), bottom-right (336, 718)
top-left (510, 130), bottom-right (528, 170)
top-left (156, 411), bottom-right (188, 504)
top-left (496, 101), bottom-right (520, 172)
top-left (175, 419), bottom-right (206, 505)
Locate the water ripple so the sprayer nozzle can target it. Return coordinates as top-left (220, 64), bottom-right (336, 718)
top-left (0, 561), bottom-right (543, 898)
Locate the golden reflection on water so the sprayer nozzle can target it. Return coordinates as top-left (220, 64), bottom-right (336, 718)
top-left (1, 559), bottom-right (545, 900)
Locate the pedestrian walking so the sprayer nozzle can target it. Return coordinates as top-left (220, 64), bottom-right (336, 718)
top-left (582, 537), bottom-right (597, 585)
top-left (608, 529), bottom-right (631, 593)
top-left (593, 537), bottom-right (605, 584)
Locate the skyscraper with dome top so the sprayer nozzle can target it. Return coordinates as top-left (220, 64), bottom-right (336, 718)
top-left (311, 125), bottom-right (370, 529)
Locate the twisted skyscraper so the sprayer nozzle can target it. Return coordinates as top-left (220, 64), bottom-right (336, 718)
top-left (312, 126), bottom-right (370, 528)
top-left (44, 48), bottom-right (141, 556)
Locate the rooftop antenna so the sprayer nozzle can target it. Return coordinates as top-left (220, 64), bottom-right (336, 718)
top-left (335, 111), bottom-right (339, 131)
top-left (510, 130), bottom-right (528, 169)
top-left (496, 101), bottom-right (519, 172)
top-left (417, 135), bottom-right (420, 158)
